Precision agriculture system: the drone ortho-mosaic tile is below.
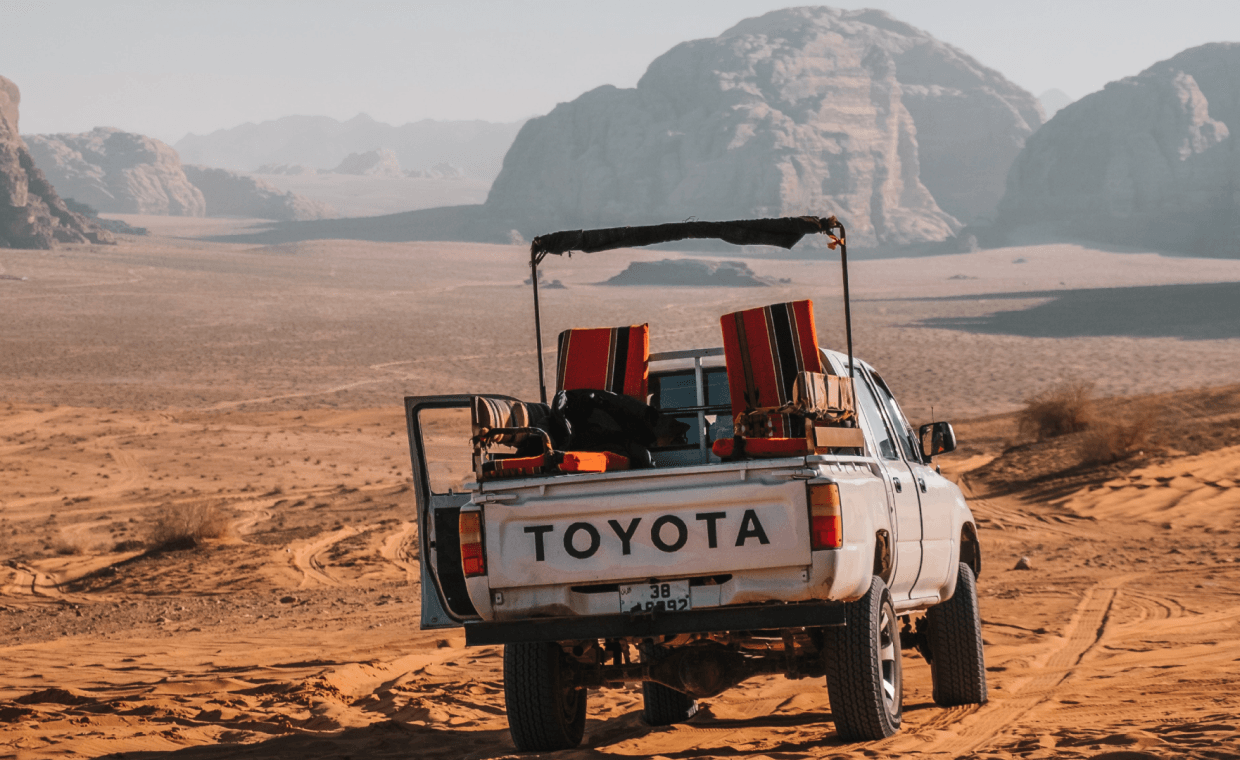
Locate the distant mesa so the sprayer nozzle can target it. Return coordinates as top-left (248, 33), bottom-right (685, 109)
top-left (406, 162), bottom-right (465, 180)
top-left (1000, 43), bottom-right (1240, 256)
top-left (0, 75), bottom-right (113, 248)
top-left (25, 127), bottom-right (207, 216)
top-left (326, 150), bottom-right (466, 181)
top-left (487, 7), bottom-right (1043, 248)
top-left (523, 270), bottom-right (566, 289)
top-left (604, 259), bottom-right (771, 287)
top-left (330, 148), bottom-right (405, 178)
top-left (182, 166), bottom-right (336, 221)
top-left (174, 113), bottom-right (526, 182)
top-left (254, 163), bottom-right (316, 176)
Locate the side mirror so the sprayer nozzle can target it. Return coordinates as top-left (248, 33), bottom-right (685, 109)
top-left (919, 421), bottom-right (956, 459)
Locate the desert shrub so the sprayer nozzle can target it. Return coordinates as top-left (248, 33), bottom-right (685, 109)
top-left (112, 539), bottom-right (146, 553)
top-left (1076, 405), bottom-right (1157, 465)
top-left (1018, 380), bottom-right (1096, 441)
top-left (148, 503), bottom-right (230, 548)
top-left (52, 534), bottom-right (89, 556)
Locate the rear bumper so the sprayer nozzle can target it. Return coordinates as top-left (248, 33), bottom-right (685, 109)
top-left (463, 600), bottom-right (847, 646)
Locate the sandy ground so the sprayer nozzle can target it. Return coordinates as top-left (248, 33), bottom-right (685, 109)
top-left (2, 230), bottom-right (1239, 758)
top-left (2, 231), bottom-right (1240, 420)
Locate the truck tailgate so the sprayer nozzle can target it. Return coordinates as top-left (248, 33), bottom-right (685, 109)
top-left (481, 464), bottom-right (812, 588)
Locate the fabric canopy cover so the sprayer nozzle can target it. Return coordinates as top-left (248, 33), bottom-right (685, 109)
top-left (530, 215), bottom-right (841, 257)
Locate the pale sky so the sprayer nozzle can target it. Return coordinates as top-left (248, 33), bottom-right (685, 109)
top-left (3, 0), bottom-right (1238, 143)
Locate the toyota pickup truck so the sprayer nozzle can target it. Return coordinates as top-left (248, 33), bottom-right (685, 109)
top-left (405, 217), bottom-right (986, 750)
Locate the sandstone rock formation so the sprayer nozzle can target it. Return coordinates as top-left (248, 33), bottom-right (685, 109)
top-left (999, 43), bottom-right (1240, 256)
top-left (181, 166), bottom-right (336, 221)
top-left (330, 149), bottom-right (404, 178)
top-left (0, 76), bottom-right (112, 248)
top-left (25, 128), bottom-right (206, 216)
top-left (605, 259), bottom-right (771, 287)
top-left (486, 7), bottom-right (1042, 247)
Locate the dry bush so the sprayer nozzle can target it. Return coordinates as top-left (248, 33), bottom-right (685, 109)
top-left (52, 534), bottom-right (90, 556)
top-left (1077, 405), bottom-right (1158, 466)
top-left (1018, 380), bottom-right (1096, 441)
top-left (148, 503), bottom-right (230, 548)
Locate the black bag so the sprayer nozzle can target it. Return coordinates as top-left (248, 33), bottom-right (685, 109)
top-left (551, 389), bottom-right (688, 468)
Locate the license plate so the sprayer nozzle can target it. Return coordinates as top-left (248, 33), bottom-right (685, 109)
top-left (619, 580), bottom-right (691, 614)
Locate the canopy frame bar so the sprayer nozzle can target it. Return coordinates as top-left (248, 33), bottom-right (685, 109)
top-left (527, 215), bottom-right (851, 403)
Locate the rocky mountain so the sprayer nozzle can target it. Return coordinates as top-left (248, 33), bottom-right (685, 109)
top-left (486, 7), bottom-right (1042, 247)
top-left (999, 43), bottom-right (1240, 256)
top-left (175, 114), bottom-right (526, 181)
top-left (25, 128), bottom-right (207, 216)
top-left (0, 76), bottom-right (112, 248)
top-left (25, 127), bottom-right (335, 222)
top-left (182, 166), bottom-right (336, 221)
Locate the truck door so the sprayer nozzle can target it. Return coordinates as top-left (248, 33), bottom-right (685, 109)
top-left (868, 371), bottom-right (956, 600)
top-left (405, 395), bottom-right (481, 629)
top-left (851, 371), bottom-right (923, 602)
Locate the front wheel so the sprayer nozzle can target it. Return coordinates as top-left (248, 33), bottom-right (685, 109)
top-left (824, 575), bottom-right (902, 741)
top-left (503, 641), bottom-right (587, 751)
top-left (925, 562), bottom-right (988, 706)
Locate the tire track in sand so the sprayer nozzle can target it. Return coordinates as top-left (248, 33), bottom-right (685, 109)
top-left (917, 573), bottom-right (1127, 756)
top-left (378, 520), bottom-right (419, 583)
top-left (287, 526), bottom-right (361, 589)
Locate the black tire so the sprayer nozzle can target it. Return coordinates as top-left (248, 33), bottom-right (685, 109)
top-left (503, 641), bottom-right (587, 751)
top-left (640, 644), bottom-right (698, 726)
top-left (824, 575), bottom-right (903, 741)
top-left (925, 562), bottom-right (988, 706)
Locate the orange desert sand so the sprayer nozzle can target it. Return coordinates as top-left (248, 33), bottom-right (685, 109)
top-left (2, 222), bottom-right (1239, 759)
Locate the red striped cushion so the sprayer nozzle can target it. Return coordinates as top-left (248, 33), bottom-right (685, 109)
top-left (720, 300), bottom-right (821, 437)
top-left (560, 451), bottom-right (630, 473)
top-left (712, 437), bottom-right (811, 459)
top-left (556, 324), bottom-right (650, 401)
top-left (481, 450), bottom-right (630, 479)
top-left (483, 454), bottom-right (551, 479)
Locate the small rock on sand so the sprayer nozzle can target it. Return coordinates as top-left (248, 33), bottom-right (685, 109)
top-left (1014, 556), bottom-right (1033, 570)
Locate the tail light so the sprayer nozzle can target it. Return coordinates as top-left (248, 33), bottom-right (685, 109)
top-left (459, 511), bottom-right (487, 577)
top-left (808, 483), bottom-right (842, 549)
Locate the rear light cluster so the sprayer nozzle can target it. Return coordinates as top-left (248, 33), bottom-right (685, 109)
top-left (459, 511), bottom-right (487, 577)
top-left (808, 483), bottom-right (842, 550)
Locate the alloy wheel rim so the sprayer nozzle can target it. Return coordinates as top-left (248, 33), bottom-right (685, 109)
top-left (878, 602), bottom-right (900, 717)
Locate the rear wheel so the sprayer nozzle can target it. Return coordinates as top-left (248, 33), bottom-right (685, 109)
top-left (824, 575), bottom-right (902, 741)
top-left (503, 641), bottom-right (587, 751)
top-left (925, 562), bottom-right (988, 706)
top-left (640, 644), bottom-right (698, 726)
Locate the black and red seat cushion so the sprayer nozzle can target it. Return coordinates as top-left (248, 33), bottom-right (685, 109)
top-left (556, 324), bottom-right (650, 402)
top-left (719, 300), bottom-right (822, 438)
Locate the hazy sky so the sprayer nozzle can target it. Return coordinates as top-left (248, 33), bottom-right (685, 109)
top-left (3, 0), bottom-right (1238, 143)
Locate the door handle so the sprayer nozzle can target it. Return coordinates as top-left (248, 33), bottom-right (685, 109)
top-left (892, 476), bottom-right (902, 493)
top-left (918, 477), bottom-right (927, 493)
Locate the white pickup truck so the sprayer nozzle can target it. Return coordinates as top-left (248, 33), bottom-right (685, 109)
top-left (405, 217), bottom-right (986, 750)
